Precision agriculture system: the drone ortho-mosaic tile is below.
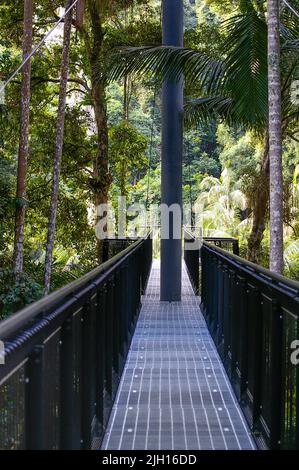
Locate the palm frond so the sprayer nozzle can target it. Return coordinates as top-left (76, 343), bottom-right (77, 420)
top-left (106, 9), bottom-right (269, 131)
top-left (108, 46), bottom-right (224, 92)
top-left (184, 96), bottom-right (234, 127)
top-left (222, 11), bottom-right (268, 127)
top-left (283, 39), bottom-right (299, 50)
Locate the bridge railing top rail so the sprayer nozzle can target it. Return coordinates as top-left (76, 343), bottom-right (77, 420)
top-left (0, 234), bottom-right (149, 341)
top-left (183, 228), bottom-right (240, 256)
top-left (183, 227), bottom-right (239, 243)
top-left (203, 241), bottom-right (299, 304)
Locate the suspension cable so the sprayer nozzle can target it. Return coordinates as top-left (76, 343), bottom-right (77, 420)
top-left (185, 137), bottom-right (194, 228)
top-left (0, 0), bottom-right (79, 96)
top-left (282, 0), bottom-right (299, 20)
top-left (187, 140), bottom-right (193, 217)
top-left (145, 86), bottom-right (157, 210)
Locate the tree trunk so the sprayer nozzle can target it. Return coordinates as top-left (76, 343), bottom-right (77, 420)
top-left (92, 80), bottom-right (111, 258)
top-left (44, 0), bottom-right (73, 295)
top-left (247, 135), bottom-right (269, 264)
top-left (76, 0), bottom-right (85, 27)
top-left (13, 0), bottom-right (33, 277)
top-left (267, 0), bottom-right (284, 273)
top-left (123, 74), bottom-right (132, 121)
top-left (84, 0), bottom-right (112, 261)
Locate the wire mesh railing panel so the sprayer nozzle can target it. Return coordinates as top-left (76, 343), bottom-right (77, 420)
top-left (281, 309), bottom-right (299, 450)
top-left (0, 363), bottom-right (26, 450)
top-left (203, 237), bottom-right (240, 255)
top-left (200, 242), bottom-right (299, 450)
top-left (0, 235), bottom-right (152, 449)
top-left (72, 308), bottom-right (83, 447)
top-left (43, 328), bottom-right (62, 450)
top-left (102, 239), bottom-right (136, 262)
top-left (183, 229), bottom-right (200, 295)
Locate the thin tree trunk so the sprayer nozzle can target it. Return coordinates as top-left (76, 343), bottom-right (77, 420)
top-left (83, 0), bottom-right (112, 261)
top-left (247, 135), bottom-right (269, 263)
top-left (123, 74), bottom-right (131, 121)
top-left (13, 0), bottom-right (33, 277)
top-left (267, 0), bottom-right (284, 273)
top-left (92, 80), bottom-right (111, 260)
top-left (44, 0), bottom-right (73, 294)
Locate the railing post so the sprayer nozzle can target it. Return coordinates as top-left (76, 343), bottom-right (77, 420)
top-left (105, 277), bottom-right (114, 400)
top-left (237, 277), bottom-right (249, 399)
top-left (245, 286), bottom-right (262, 429)
top-left (216, 259), bottom-right (224, 348)
top-left (120, 262), bottom-right (129, 359)
top-left (102, 239), bottom-right (109, 262)
top-left (258, 298), bottom-right (283, 449)
top-left (95, 286), bottom-right (106, 435)
top-left (124, 260), bottom-right (131, 352)
top-left (211, 256), bottom-right (218, 335)
top-left (269, 300), bottom-right (283, 449)
top-left (81, 299), bottom-right (97, 450)
top-left (112, 270), bottom-right (121, 382)
top-left (221, 264), bottom-right (230, 361)
top-left (60, 316), bottom-right (76, 449)
top-left (229, 270), bottom-right (238, 381)
top-left (200, 246), bottom-right (207, 313)
top-left (25, 345), bottom-right (45, 450)
top-left (118, 265), bottom-right (126, 373)
top-left (134, 249), bottom-right (142, 320)
top-left (128, 257), bottom-right (135, 334)
top-left (233, 239), bottom-right (239, 256)
top-left (205, 251), bottom-right (212, 323)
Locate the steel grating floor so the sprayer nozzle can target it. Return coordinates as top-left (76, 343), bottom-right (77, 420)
top-left (101, 260), bottom-right (256, 450)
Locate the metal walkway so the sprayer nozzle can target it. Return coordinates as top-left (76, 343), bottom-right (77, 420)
top-left (101, 260), bottom-right (255, 450)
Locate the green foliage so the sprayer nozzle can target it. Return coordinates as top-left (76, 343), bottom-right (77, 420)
top-left (217, 124), bottom-right (262, 180)
top-left (222, 9), bottom-right (268, 127)
top-left (194, 166), bottom-right (249, 237)
top-left (109, 120), bottom-right (148, 195)
top-left (0, 269), bottom-right (43, 319)
top-left (0, 0), bottom-right (299, 319)
top-left (284, 240), bottom-right (299, 280)
top-left (0, 156), bottom-right (14, 216)
top-left (0, 156), bottom-right (14, 251)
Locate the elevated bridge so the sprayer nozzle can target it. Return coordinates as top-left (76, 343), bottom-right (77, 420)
top-left (0, 232), bottom-right (298, 450)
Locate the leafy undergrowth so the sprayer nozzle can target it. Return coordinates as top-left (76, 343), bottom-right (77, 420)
top-left (0, 269), bottom-right (43, 320)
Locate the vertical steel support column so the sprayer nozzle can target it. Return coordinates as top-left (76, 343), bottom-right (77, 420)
top-left (160, 0), bottom-right (184, 301)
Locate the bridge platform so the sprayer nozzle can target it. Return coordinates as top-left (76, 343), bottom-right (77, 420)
top-left (102, 260), bottom-right (255, 450)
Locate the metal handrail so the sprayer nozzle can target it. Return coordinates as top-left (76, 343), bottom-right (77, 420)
top-left (183, 228), bottom-right (299, 449)
top-left (184, 227), bottom-right (299, 293)
top-left (183, 228), bottom-right (200, 295)
top-left (203, 241), bottom-right (299, 295)
top-left (183, 229), bottom-right (241, 294)
top-left (201, 241), bottom-right (299, 450)
top-left (0, 236), bottom-right (146, 341)
top-left (0, 234), bottom-right (152, 450)
top-left (203, 237), bottom-right (239, 255)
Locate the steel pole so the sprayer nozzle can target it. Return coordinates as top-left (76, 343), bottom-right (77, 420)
top-left (160, 0), bottom-right (184, 301)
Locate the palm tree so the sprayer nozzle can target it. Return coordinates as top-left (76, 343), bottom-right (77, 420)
top-left (108, 0), bottom-right (299, 266)
top-left (193, 168), bottom-right (248, 237)
top-left (267, 0), bottom-right (284, 273)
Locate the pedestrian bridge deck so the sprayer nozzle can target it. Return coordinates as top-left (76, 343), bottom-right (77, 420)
top-left (102, 260), bottom-right (255, 450)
